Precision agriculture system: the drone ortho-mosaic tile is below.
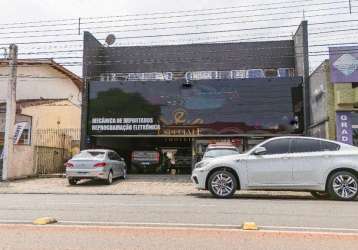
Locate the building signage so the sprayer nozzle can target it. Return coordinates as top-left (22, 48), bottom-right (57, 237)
top-left (13, 122), bottom-right (28, 144)
top-left (336, 112), bottom-right (353, 145)
top-left (91, 117), bottom-right (160, 132)
top-left (0, 122), bottom-right (29, 159)
top-left (329, 46), bottom-right (358, 83)
top-left (88, 78), bottom-right (303, 136)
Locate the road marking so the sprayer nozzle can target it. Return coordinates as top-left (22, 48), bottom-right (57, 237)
top-left (60, 220), bottom-right (242, 229)
top-left (260, 225), bottom-right (358, 233)
top-left (1, 219), bottom-right (358, 234)
top-left (1, 223), bottom-right (358, 238)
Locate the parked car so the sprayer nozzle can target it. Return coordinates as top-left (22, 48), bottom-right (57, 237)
top-left (201, 144), bottom-right (240, 161)
top-left (131, 150), bottom-right (160, 173)
top-left (192, 136), bottom-right (358, 200)
top-left (65, 149), bottom-right (127, 185)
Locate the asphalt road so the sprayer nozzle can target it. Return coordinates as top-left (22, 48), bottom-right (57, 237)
top-left (1, 193), bottom-right (358, 249)
top-left (0, 193), bottom-right (358, 230)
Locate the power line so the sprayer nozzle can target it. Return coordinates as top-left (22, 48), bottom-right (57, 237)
top-left (0, 0), bottom-right (335, 28)
top-left (2, 13), bottom-right (358, 47)
top-left (0, 6), bottom-right (348, 38)
top-left (0, 0), bottom-right (348, 32)
top-left (0, 8), bottom-right (352, 40)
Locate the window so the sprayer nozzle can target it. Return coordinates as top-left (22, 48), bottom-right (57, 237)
top-left (217, 71), bottom-right (232, 79)
top-left (113, 152), bottom-right (123, 161)
top-left (262, 139), bottom-right (290, 155)
top-left (320, 141), bottom-right (340, 151)
top-left (246, 69), bottom-right (265, 78)
top-left (108, 152), bottom-right (120, 160)
top-left (203, 149), bottom-right (239, 158)
top-left (264, 69), bottom-right (278, 78)
top-left (100, 73), bottom-right (116, 81)
top-left (73, 151), bottom-right (106, 160)
top-left (126, 72), bottom-right (173, 81)
top-left (231, 70), bottom-right (246, 79)
top-left (290, 139), bottom-right (322, 153)
top-left (185, 71), bottom-right (217, 80)
top-left (278, 68), bottom-right (295, 77)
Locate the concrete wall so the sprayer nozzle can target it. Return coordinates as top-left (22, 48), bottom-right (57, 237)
top-left (8, 145), bottom-right (34, 179)
top-left (309, 61), bottom-right (329, 138)
top-left (0, 64), bottom-right (81, 105)
top-left (309, 59), bottom-right (358, 140)
top-left (103, 40), bottom-right (295, 73)
top-left (293, 21), bottom-right (310, 134)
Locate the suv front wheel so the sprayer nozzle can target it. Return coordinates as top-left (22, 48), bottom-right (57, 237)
top-left (208, 170), bottom-right (237, 198)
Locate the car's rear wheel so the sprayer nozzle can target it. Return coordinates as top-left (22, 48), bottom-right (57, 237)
top-left (310, 191), bottom-right (330, 199)
top-left (208, 170), bottom-right (237, 198)
top-left (105, 171), bottom-right (113, 185)
top-left (68, 178), bottom-right (77, 185)
top-left (327, 171), bottom-right (358, 201)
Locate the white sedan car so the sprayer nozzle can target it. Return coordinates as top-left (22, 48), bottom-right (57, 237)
top-left (192, 136), bottom-right (358, 200)
top-left (65, 149), bottom-right (127, 185)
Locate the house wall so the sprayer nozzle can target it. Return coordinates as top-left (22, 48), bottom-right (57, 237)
top-left (21, 100), bottom-right (81, 130)
top-left (0, 64), bottom-right (81, 105)
top-left (7, 145), bottom-right (34, 179)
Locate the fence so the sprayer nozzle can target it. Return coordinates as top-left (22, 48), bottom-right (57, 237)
top-left (33, 129), bottom-right (80, 175)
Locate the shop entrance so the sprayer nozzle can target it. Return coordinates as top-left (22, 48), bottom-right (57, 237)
top-left (93, 136), bottom-right (268, 175)
top-left (95, 137), bottom-right (193, 174)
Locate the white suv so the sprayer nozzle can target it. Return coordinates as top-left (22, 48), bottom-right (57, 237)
top-left (191, 136), bottom-right (358, 200)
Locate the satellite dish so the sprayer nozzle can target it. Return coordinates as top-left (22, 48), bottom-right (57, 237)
top-left (105, 34), bottom-right (116, 46)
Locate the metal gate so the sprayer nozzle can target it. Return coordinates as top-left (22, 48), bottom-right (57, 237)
top-left (33, 129), bottom-right (80, 175)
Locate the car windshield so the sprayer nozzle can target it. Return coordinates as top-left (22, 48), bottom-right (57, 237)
top-left (72, 151), bottom-right (106, 160)
top-left (203, 149), bottom-right (239, 158)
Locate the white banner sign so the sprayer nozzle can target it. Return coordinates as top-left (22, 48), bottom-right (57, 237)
top-left (0, 122), bottom-right (28, 159)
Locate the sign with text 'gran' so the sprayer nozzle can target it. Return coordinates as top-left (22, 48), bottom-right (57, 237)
top-left (336, 112), bottom-right (353, 145)
top-left (329, 46), bottom-right (358, 83)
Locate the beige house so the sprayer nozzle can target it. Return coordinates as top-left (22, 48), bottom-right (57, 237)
top-left (0, 59), bottom-right (82, 179)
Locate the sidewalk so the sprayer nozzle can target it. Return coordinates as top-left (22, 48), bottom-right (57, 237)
top-left (0, 175), bottom-right (197, 196)
top-left (0, 175), bottom-right (312, 198)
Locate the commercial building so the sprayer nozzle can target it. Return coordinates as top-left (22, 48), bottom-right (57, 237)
top-left (81, 22), bottom-right (309, 174)
top-left (309, 46), bottom-right (358, 145)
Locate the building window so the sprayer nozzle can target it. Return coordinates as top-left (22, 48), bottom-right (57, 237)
top-left (217, 71), bottom-right (232, 79)
top-left (100, 73), bottom-right (116, 81)
top-left (231, 70), bottom-right (246, 79)
top-left (127, 72), bottom-right (173, 81)
top-left (100, 72), bottom-right (173, 81)
top-left (264, 69), bottom-right (278, 78)
top-left (278, 68), bottom-right (295, 77)
top-left (185, 71), bottom-right (217, 80)
top-left (246, 69), bottom-right (265, 78)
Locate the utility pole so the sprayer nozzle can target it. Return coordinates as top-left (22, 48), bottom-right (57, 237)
top-left (2, 44), bottom-right (18, 181)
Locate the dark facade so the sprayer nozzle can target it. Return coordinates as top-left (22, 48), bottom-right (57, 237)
top-left (81, 22), bottom-right (308, 174)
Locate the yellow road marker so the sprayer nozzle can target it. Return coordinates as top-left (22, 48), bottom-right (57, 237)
top-left (242, 222), bottom-right (258, 230)
top-left (33, 217), bottom-right (57, 225)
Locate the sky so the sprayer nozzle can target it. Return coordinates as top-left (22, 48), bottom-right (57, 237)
top-left (0, 0), bottom-right (357, 76)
